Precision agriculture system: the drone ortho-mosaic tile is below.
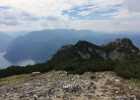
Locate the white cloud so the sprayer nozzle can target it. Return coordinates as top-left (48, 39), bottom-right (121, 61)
top-left (0, 0), bottom-right (140, 33)
top-left (125, 0), bottom-right (140, 13)
top-left (0, 0), bottom-right (88, 17)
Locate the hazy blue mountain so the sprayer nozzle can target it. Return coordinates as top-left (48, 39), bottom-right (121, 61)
top-left (0, 52), bottom-right (11, 68)
top-left (5, 29), bottom-right (140, 64)
top-left (0, 33), bottom-right (14, 52)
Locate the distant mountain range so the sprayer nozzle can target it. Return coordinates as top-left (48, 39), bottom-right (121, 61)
top-left (4, 29), bottom-right (140, 64)
top-left (0, 33), bottom-right (14, 52)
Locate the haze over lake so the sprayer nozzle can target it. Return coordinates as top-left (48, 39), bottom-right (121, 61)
top-left (0, 52), bottom-right (35, 68)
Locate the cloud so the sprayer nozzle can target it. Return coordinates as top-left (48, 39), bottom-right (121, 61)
top-left (63, 4), bottom-right (122, 20)
top-left (0, 0), bottom-right (87, 17)
top-left (0, 0), bottom-right (140, 33)
top-left (125, 0), bottom-right (140, 13)
top-left (0, 0), bottom-right (124, 19)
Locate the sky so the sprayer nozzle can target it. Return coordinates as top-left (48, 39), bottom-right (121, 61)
top-left (0, 0), bottom-right (140, 33)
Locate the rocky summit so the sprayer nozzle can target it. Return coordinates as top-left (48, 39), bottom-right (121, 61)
top-left (51, 38), bottom-right (140, 61)
top-left (47, 38), bottom-right (140, 70)
top-left (0, 71), bottom-right (140, 100)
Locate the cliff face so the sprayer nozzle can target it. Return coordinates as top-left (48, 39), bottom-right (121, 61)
top-left (0, 71), bottom-right (140, 100)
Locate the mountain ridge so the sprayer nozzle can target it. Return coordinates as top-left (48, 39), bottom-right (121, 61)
top-left (0, 38), bottom-right (140, 99)
top-left (49, 38), bottom-right (140, 64)
top-left (4, 29), bottom-right (140, 65)
top-left (0, 38), bottom-right (140, 79)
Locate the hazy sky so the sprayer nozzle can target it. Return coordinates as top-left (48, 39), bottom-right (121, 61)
top-left (0, 0), bottom-right (140, 33)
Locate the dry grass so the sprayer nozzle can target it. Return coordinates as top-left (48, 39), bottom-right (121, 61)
top-left (128, 79), bottom-right (140, 89)
top-left (0, 74), bottom-right (30, 85)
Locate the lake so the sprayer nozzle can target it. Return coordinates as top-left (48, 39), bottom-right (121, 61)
top-left (0, 52), bottom-right (35, 69)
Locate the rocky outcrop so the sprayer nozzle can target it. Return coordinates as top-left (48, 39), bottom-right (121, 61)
top-left (0, 71), bottom-right (139, 100)
top-left (48, 38), bottom-right (140, 68)
top-left (104, 38), bottom-right (140, 60)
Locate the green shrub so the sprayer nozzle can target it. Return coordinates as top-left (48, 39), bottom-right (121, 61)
top-left (115, 59), bottom-right (140, 79)
top-left (0, 57), bottom-right (140, 79)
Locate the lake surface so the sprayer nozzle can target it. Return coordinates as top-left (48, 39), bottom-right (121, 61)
top-left (0, 52), bottom-right (35, 69)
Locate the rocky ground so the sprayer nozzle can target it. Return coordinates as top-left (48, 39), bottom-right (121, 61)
top-left (0, 71), bottom-right (140, 100)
